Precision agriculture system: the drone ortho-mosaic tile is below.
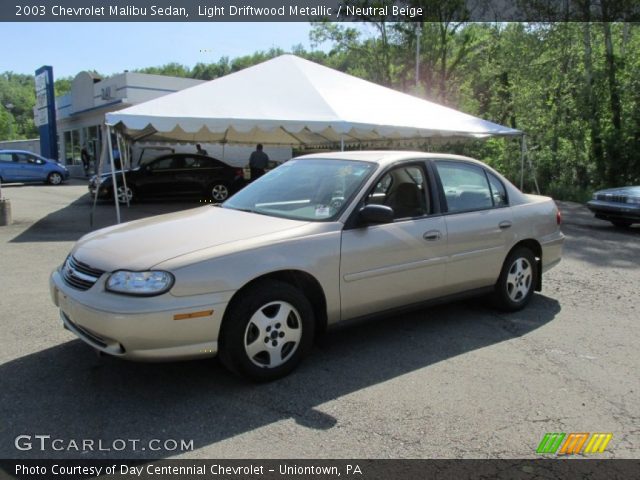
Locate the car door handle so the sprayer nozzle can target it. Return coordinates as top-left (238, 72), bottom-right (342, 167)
top-left (423, 230), bottom-right (442, 241)
top-left (499, 221), bottom-right (512, 230)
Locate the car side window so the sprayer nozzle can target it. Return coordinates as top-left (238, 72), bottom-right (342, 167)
top-left (15, 153), bottom-right (34, 165)
top-left (149, 158), bottom-right (174, 170)
top-left (366, 164), bottom-right (430, 220)
top-left (181, 157), bottom-right (197, 168)
top-left (192, 157), bottom-right (222, 169)
top-left (27, 155), bottom-right (45, 165)
top-left (435, 161), bottom-right (493, 212)
top-left (487, 172), bottom-right (508, 207)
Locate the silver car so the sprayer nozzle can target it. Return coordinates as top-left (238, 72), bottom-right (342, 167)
top-left (50, 151), bottom-right (564, 381)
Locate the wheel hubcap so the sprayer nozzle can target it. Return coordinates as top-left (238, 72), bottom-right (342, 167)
top-left (50, 173), bottom-right (62, 184)
top-left (211, 185), bottom-right (228, 201)
top-left (117, 187), bottom-right (133, 203)
top-left (244, 301), bottom-right (302, 369)
top-left (506, 257), bottom-right (532, 302)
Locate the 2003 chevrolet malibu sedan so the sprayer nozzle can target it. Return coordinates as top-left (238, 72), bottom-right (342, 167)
top-left (50, 151), bottom-right (564, 381)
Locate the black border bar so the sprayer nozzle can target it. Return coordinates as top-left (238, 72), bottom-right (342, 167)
top-left (3, 1), bottom-right (640, 22)
top-left (2, 459), bottom-right (640, 480)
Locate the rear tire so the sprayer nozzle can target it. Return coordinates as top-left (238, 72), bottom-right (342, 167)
top-left (219, 281), bottom-right (315, 382)
top-left (492, 247), bottom-right (537, 312)
top-left (210, 183), bottom-right (230, 202)
top-left (47, 172), bottom-right (63, 185)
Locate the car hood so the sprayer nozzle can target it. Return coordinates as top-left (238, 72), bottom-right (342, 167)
top-left (596, 186), bottom-right (640, 197)
top-left (71, 206), bottom-right (310, 271)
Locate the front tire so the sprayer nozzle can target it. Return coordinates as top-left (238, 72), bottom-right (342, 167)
top-left (219, 281), bottom-right (315, 381)
top-left (115, 185), bottom-right (135, 204)
top-left (47, 172), bottom-right (63, 185)
top-left (493, 247), bottom-right (537, 312)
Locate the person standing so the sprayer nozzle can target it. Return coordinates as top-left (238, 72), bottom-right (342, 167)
top-left (81, 146), bottom-right (91, 177)
top-left (249, 143), bottom-right (269, 179)
top-left (196, 144), bottom-right (208, 156)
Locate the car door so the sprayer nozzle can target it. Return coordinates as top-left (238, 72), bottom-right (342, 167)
top-left (20, 153), bottom-right (48, 181)
top-left (172, 156), bottom-right (203, 195)
top-left (136, 156), bottom-right (187, 197)
top-left (433, 160), bottom-right (515, 294)
top-left (10, 153), bottom-right (40, 181)
top-left (0, 152), bottom-right (18, 181)
top-left (340, 162), bottom-right (448, 320)
top-left (190, 156), bottom-right (227, 195)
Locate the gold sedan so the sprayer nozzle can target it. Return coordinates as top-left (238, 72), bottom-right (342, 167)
top-left (50, 152), bottom-right (564, 381)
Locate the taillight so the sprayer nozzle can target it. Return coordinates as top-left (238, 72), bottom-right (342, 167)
top-left (556, 209), bottom-right (562, 225)
top-left (235, 168), bottom-right (243, 177)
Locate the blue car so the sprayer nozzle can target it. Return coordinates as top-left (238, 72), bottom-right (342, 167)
top-left (0, 150), bottom-right (70, 185)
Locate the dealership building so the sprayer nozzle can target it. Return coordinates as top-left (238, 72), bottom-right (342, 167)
top-left (0, 68), bottom-right (293, 176)
top-left (47, 70), bottom-right (291, 175)
top-left (55, 71), bottom-right (203, 174)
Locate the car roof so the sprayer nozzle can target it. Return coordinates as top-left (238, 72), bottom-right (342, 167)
top-left (295, 150), bottom-right (484, 168)
top-left (150, 152), bottom-right (226, 163)
top-left (0, 149), bottom-right (40, 155)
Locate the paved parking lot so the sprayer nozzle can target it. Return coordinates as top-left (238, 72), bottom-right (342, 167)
top-left (0, 181), bottom-right (638, 459)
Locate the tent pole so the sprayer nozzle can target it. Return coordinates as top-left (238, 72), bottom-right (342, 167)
top-left (90, 125), bottom-right (109, 228)
top-left (520, 134), bottom-right (525, 191)
top-left (116, 132), bottom-right (130, 208)
top-left (340, 135), bottom-right (344, 152)
top-left (106, 125), bottom-right (121, 224)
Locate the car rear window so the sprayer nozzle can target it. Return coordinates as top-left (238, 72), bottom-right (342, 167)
top-left (435, 161), bottom-right (493, 212)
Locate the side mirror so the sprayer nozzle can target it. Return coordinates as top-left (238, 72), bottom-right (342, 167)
top-left (358, 204), bottom-right (394, 225)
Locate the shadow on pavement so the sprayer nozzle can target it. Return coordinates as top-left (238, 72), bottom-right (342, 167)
top-left (0, 295), bottom-right (560, 459)
top-left (10, 196), bottom-right (204, 243)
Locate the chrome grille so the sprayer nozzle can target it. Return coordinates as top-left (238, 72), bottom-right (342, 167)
top-left (596, 193), bottom-right (628, 203)
top-left (61, 256), bottom-right (104, 291)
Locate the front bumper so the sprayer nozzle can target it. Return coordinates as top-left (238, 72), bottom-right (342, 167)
top-left (88, 183), bottom-right (111, 199)
top-left (50, 269), bottom-right (233, 361)
top-left (586, 200), bottom-right (640, 224)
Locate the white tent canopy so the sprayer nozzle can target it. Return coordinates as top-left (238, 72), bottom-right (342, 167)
top-left (106, 54), bottom-right (521, 146)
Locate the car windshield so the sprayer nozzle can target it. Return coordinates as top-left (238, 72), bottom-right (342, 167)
top-left (223, 158), bottom-right (376, 221)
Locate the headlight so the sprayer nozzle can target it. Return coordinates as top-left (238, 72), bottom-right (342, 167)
top-left (592, 193), bottom-right (598, 200)
top-left (106, 271), bottom-right (174, 296)
top-left (626, 197), bottom-right (640, 205)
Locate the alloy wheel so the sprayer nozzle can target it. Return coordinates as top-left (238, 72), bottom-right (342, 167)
top-left (211, 184), bottom-right (229, 202)
top-left (243, 301), bottom-right (302, 369)
top-left (506, 257), bottom-right (532, 302)
top-left (116, 186), bottom-right (134, 203)
top-left (49, 173), bottom-right (63, 185)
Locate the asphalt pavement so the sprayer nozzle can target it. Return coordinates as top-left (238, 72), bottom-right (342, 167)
top-left (0, 180), bottom-right (638, 459)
